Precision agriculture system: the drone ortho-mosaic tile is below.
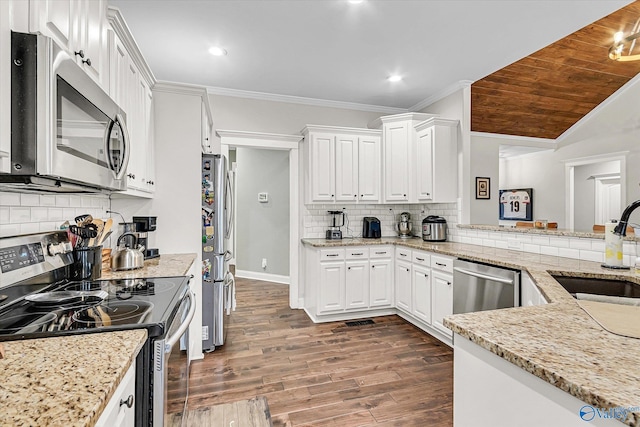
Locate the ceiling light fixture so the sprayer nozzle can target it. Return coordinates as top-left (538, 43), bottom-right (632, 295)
top-left (348, 0), bottom-right (364, 4)
top-left (609, 19), bottom-right (640, 62)
top-left (208, 46), bottom-right (228, 57)
top-left (387, 75), bottom-right (402, 82)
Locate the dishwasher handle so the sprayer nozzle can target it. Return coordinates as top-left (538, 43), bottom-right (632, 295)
top-left (453, 267), bottom-right (515, 285)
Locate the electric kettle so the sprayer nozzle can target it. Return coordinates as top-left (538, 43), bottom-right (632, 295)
top-left (111, 233), bottom-right (145, 271)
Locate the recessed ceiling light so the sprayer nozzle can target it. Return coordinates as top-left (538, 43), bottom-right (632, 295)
top-left (348, 0), bottom-right (364, 4)
top-left (208, 46), bottom-right (227, 56)
top-left (387, 75), bottom-right (402, 82)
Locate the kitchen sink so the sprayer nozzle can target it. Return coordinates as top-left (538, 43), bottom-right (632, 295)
top-left (551, 275), bottom-right (640, 299)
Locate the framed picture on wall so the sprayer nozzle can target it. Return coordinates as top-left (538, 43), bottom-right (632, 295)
top-left (499, 188), bottom-right (533, 221)
top-left (475, 177), bottom-right (490, 199)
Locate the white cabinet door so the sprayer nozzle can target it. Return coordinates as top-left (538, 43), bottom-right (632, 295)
top-left (520, 271), bottom-right (547, 306)
top-left (74, 0), bottom-right (107, 87)
top-left (309, 133), bottom-right (335, 202)
top-left (358, 135), bottom-right (381, 202)
top-left (30, 0), bottom-right (74, 51)
top-left (0, 0), bottom-right (11, 173)
top-left (319, 261), bottom-right (345, 313)
top-left (125, 62), bottom-right (144, 190)
top-left (412, 264), bottom-right (432, 324)
top-left (95, 361), bottom-right (136, 427)
top-left (395, 259), bottom-right (412, 312)
top-left (108, 30), bottom-right (129, 111)
top-left (334, 134), bottom-right (358, 202)
top-left (370, 259), bottom-right (392, 307)
top-left (416, 126), bottom-right (433, 201)
top-left (432, 270), bottom-right (453, 337)
top-left (142, 82), bottom-right (154, 192)
top-left (345, 260), bottom-right (369, 310)
top-left (384, 122), bottom-right (410, 202)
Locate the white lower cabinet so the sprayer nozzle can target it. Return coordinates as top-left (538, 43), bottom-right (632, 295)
top-left (369, 258), bottom-right (392, 307)
top-left (431, 269), bottom-right (453, 337)
top-left (412, 264), bottom-right (431, 324)
top-left (319, 260), bottom-right (346, 313)
top-left (95, 361), bottom-right (136, 427)
top-left (345, 260), bottom-right (369, 310)
top-left (395, 258), bottom-right (412, 313)
top-left (520, 270), bottom-right (548, 306)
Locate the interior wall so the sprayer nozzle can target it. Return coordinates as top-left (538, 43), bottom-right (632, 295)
top-left (210, 94), bottom-right (389, 134)
top-left (573, 161), bottom-right (620, 232)
top-left (235, 147), bottom-right (290, 276)
top-left (468, 135), bottom-right (501, 225)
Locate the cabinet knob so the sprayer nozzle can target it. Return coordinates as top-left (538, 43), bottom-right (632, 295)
top-left (447, 281), bottom-right (452, 286)
top-left (74, 49), bottom-right (85, 58)
top-left (425, 274), bottom-right (428, 277)
top-left (403, 194), bottom-right (406, 197)
top-left (120, 395), bottom-right (134, 408)
top-left (331, 194), bottom-right (334, 198)
top-left (82, 58), bottom-right (92, 67)
top-left (360, 195), bottom-right (363, 197)
top-left (406, 268), bottom-right (410, 272)
top-left (372, 265), bottom-right (375, 269)
top-left (127, 173), bottom-right (135, 179)
top-left (348, 266), bottom-right (351, 270)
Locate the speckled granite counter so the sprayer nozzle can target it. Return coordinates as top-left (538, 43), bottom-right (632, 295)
top-left (302, 237), bottom-right (640, 426)
top-left (458, 223), bottom-right (640, 241)
top-left (0, 329), bottom-right (147, 427)
top-left (100, 253), bottom-right (196, 280)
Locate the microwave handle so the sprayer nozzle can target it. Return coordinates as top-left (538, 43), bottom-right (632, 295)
top-left (105, 113), bottom-right (131, 180)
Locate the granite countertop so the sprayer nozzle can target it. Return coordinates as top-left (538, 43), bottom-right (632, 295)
top-left (101, 253), bottom-right (196, 280)
top-left (0, 329), bottom-right (147, 426)
top-left (301, 236), bottom-right (640, 426)
top-left (458, 223), bottom-right (640, 241)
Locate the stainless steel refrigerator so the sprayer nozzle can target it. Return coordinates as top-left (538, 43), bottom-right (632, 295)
top-left (201, 154), bottom-right (235, 352)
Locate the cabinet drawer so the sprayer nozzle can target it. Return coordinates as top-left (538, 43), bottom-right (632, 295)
top-left (412, 250), bottom-right (430, 266)
top-left (346, 247), bottom-right (369, 259)
top-left (320, 248), bottom-right (345, 261)
top-left (396, 247), bottom-right (412, 260)
top-left (370, 246), bottom-right (392, 258)
top-left (431, 255), bottom-right (454, 273)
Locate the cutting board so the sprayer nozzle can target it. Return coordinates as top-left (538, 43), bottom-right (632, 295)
top-left (578, 300), bottom-right (640, 339)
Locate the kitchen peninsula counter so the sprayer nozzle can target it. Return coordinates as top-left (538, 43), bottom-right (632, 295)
top-left (301, 237), bottom-right (640, 425)
top-left (0, 329), bottom-right (147, 426)
top-left (100, 253), bottom-right (196, 280)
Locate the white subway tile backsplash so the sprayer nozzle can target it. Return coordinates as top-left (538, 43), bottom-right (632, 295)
top-left (55, 195), bottom-right (70, 207)
top-left (39, 222), bottom-right (59, 232)
top-left (0, 207), bottom-right (8, 223)
top-left (1, 192), bottom-right (21, 205)
top-left (482, 239), bottom-right (495, 248)
top-left (558, 248), bottom-right (580, 259)
top-left (69, 195), bottom-right (82, 207)
top-left (63, 208), bottom-right (76, 220)
top-left (591, 241), bottom-right (605, 252)
top-left (495, 240), bottom-right (508, 249)
top-left (0, 224), bottom-right (20, 237)
top-left (10, 207), bottom-right (31, 223)
top-left (48, 208), bottom-right (63, 222)
top-left (531, 236), bottom-right (550, 246)
top-left (40, 195), bottom-right (56, 206)
top-left (580, 250), bottom-right (603, 263)
top-left (471, 237), bottom-right (483, 246)
top-left (81, 197), bottom-right (93, 208)
top-left (549, 237), bottom-right (570, 248)
top-left (569, 239), bottom-right (592, 250)
top-left (540, 246), bottom-right (559, 257)
top-left (460, 236), bottom-right (472, 245)
top-left (20, 223), bottom-right (40, 234)
top-left (21, 194), bottom-right (40, 206)
top-left (31, 207), bottom-right (49, 222)
top-left (522, 243), bottom-right (540, 254)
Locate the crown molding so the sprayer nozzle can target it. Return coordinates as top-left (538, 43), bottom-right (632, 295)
top-left (471, 131), bottom-right (557, 146)
top-left (409, 80), bottom-right (472, 112)
top-left (216, 129), bottom-right (303, 150)
top-left (367, 112), bottom-right (437, 130)
top-left (206, 86), bottom-right (407, 114)
top-left (107, 6), bottom-right (156, 86)
top-left (153, 80), bottom-right (208, 97)
top-left (301, 125), bottom-right (382, 136)
top-left (414, 117), bottom-right (459, 132)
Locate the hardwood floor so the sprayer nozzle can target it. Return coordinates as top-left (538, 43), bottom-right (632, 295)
top-left (187, 277), bottom-right (453, 426)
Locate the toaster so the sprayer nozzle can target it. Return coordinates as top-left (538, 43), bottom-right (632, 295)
top-left (362, 217), bottom-right (381, 238)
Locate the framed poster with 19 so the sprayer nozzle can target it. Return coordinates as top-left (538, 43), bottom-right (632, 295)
top-left (499, 188), bottom-right (533, 221)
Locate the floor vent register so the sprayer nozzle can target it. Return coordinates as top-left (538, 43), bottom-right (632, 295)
top-left (345, 319), bottom-right (375, 327)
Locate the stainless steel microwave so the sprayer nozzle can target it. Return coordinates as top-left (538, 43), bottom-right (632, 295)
top-left (1, 31), bottom-right (130, 193)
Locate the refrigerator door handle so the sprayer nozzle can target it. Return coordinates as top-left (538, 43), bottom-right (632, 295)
top-left (225, 171), bottom-right (233, 239)
top-left (224, 272), bottom-right (235, 315)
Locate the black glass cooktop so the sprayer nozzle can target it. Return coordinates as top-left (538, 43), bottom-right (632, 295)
top-left (0, 276), bottom-right (189, 341)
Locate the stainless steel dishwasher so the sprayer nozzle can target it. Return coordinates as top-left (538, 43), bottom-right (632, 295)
top-left (453, 259), bottom-right (520, 314)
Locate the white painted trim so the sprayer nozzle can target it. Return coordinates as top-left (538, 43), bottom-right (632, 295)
top-left (368, 112), bottom-right (437, 129)
top-left (557, 72), bottom-right (640, 144)
top-left (235, 269), bottom-right (290, 285)
top-left (564, 152), bottom-right (627, 231)
top-left (153, 80), bottom-right (209, 97)
top-left (217, 130), bottom-right (303, 150)
top-left (409, 80), bottom-right (473, 112)
top-left (107, 6), bottom-right (156, 86)
top-left (471, 131), bottom-right (557, 146)
top-left (206, 86), bottom-right (407, 114)
top-left (221, 131), bottom-right (301, 308)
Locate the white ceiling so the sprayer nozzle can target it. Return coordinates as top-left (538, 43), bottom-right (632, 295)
top-left (109, 0), bottom-right (632, 111)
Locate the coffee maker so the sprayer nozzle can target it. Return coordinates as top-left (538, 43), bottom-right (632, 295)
top-left (132, 216), bottom-right (159, 259)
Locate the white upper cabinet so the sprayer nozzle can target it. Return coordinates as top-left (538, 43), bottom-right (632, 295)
top-left (415, 118), bottom-right (458, 203)
top-left (302, 125), bottom-right (381, 204)
top-left (368, 113), bottom-right (458, 204)
top-left (30, 0), bottom-right (108, 89)
top-left (0, 0), bottom-right (11, 173)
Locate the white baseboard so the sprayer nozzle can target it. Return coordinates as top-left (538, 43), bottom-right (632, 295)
top-left (235, 269), bottom-right (290, 284)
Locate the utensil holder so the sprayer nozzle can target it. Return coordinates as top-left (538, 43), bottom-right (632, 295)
top-left (73, 246), bottom-right (103, 280)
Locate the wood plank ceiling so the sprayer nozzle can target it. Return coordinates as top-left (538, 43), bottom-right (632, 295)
top-left (471, 1), bottom-right (640, 140)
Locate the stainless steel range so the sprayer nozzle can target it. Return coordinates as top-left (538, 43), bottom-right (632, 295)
top-left (0, 231), bottom-right (195, 426)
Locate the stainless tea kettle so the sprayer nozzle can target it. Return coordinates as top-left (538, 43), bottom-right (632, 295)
top-left (111, 233), bottom-right (145, 271)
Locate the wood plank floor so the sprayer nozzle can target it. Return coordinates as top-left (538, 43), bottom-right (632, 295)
top-left (187, 277), bottom-right (453, 426)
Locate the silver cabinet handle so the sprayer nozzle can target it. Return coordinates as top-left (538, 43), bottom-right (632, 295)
top-left (400, 253), bottom-right (407, 257)
top-left (326, 254), bottom-right (339, 257)
top-left (416, 257), bottom-right (425, 261)
top-left (435, 262), bottom-right (446, 267)
top-left (453, 267), bottom-right (514, 285)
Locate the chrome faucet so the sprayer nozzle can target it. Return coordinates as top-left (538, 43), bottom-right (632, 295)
top-left (614, 199), bottom-right (640, 236)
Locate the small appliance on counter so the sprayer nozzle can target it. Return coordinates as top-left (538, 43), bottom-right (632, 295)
top-left (396, 212), bottom-right (413, 238)
top-left (326, 211), bottom-right (345, 240)
top-left (133, 216), bottom-right (159, 259)
top-left (363, 217), bottom-right (381, 238)
top-left (422, 216), bottom-right (447, 242)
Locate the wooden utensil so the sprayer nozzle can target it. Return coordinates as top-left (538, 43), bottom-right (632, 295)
top-left (88, 219), bottom-right (104, 247)
top-left (98, 218), bottom-right (113, 246)
top-left (95, 306), bottom-right (111, 327)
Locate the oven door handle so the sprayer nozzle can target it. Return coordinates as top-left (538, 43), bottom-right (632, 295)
top-left (453, 267), bottom-right (514, 285)
top-left (165, 289), bottom-right (196, 352)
